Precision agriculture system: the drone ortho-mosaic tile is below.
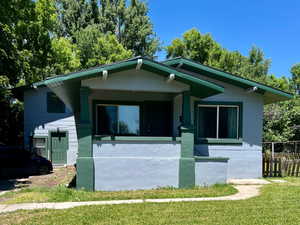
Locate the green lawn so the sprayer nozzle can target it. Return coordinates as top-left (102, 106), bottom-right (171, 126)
top-left (0, 184), bottom-right (236, 204)
top-left (1, 179), bottom-right (300, 225)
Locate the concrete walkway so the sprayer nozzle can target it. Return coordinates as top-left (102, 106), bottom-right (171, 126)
top-left (0, 185), bottom-right (262, 213)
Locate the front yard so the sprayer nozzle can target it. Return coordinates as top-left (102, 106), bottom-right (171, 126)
top-left (1, 168), bottom-right (300, 225)
top-left (0, 178), bottom-right (300, 225)
top-left (0, 167), bottom-right (236, 203)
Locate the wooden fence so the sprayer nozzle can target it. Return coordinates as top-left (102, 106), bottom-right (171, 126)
top-left (263, 153), bottom-right (300, 177)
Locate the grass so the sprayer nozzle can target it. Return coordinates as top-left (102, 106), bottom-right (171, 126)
top-left (0, 184), bottom-right (236, 204)
top-left (1, 178), bottom-right (300, 225)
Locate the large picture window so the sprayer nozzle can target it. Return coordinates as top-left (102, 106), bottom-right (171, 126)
top-left (197, 103), bottom-right (242, 140)
top-left (94, 101), bottom-right (173, 137)
top-left (96, 104), bottom-right (140, 136)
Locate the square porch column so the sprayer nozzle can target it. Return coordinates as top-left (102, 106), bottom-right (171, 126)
top-left (179, 91), bottom-right (195, 188)
top-left (76, 86), bottom-right (94, 190)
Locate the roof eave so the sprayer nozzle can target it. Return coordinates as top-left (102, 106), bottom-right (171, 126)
top-left (163, 58), bottom-right (294, 104)
top-left (25, 57), bottom-right (224, 99)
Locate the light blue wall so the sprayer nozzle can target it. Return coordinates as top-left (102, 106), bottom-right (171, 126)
top-left (24, 87), bottom-right (78, 165)
top-left (195, 159), bottom-right (228, 186)
top-left (195, 148), bottom-right (262, 179)
top-left (93, 142), bottom-right (181, 191)
top-left (192, 76), bottom-right (264, 178)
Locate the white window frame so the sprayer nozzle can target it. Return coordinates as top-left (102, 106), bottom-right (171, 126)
top-left (197, 104), bottom-right (239, 139)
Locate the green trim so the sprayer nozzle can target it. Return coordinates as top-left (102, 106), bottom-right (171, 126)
top-left (31, 57), bottom-right (224, 99)
top-left (77, 86), bottom-right (94, 191)
top-left (182, 91), bottom-right (191, 127)
top-left (198, 138), bottom-right (243, 145)
top-left (164, 58), bottom-right (293, 104)
top-left (80, 87), bottom-right (91, 123)
top-left (194, 156), bottom-right (229, 162)
top-left (179, 92), bottom-right (195, 188)
top-left (93, 136), bottom-right (181, 142)
top-left (92, 100), bottom-right (174, 137)
top-left (48, 130), bottom-right (69, 164)
top-left (194, 101), bottom-right (243, 145)
top-left (76, 157), bottom-right (94, 191)
top-left (179, 158), bottom-right (195, 188)
top-left (179, 126), bottom-right (195, 188)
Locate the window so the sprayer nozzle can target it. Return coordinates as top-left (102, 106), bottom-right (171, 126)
top-left (94, 101), bottom-right (173, 137)
top-left (47, 92), bottom-right (65, 113)
top-left (96, 104), bottom-right (140, 136)
top-left (32, 137), bottom-right (48, 158)
top-left (197, 102), bottom-right (242, 140)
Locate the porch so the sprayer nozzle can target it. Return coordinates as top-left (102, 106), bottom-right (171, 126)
top-left (43, 57), bottom-right (226, 190)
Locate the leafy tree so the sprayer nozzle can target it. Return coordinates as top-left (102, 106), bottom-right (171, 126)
top-left (57, 0), bottom-right (159, 56)
top-left (166, 28), bottom-right (270, 80)
top-left (291, 63), bottom-right (300, 91)
top-left (56, 0), bottom-right (92, 39)
top-left (122, 0), bottom-right (159, 56)
top-left (50, 37), bottom-right (81, 74)
top-left (75, 25), bottom-right (132, 68)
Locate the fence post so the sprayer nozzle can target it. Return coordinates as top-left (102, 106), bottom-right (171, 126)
top-left (272, 142), bottom-right (275, 159)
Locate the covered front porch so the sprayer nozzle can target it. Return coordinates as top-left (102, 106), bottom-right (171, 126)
top-left (44, 57), bottom-right (227, 190)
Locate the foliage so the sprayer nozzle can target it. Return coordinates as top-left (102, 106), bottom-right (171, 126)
top-left (167, 28), bottom-right (299, 142)
top-left (56, 0), bottom-right (159, 57)
top-left (50, 37), bottom-right (81, 75)
top-left (74, 24), bottom-right (132, 68)
top-left (167, 28), bottom-right (270, 80)
top-left (291, 63), bottom-right (300, 90)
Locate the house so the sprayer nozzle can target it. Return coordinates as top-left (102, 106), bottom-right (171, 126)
top-left (18, 56), bottom-right (292, 191)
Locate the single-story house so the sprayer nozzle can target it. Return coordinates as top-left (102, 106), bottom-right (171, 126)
top-left (17, 56), bottom-right (293, 191)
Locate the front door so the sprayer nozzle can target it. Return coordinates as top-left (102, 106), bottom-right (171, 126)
top-left (50, 131), bottom-right (68, 164)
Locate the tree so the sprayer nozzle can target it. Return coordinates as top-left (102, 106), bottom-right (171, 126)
top-left (122, 0), bottom-right (159, 57)
top-left (50, 37), bottom-right (81, 75)
top-left (56, 0), bottom-right (92, 39)
top-left (166, 28), bottom-right (271, 80)
top-left (75, 25), bottom-right (132, 68)
top-left (56, 0), bottom-right (159, 57)
top-left (291, 63), bottom-right (300, 91)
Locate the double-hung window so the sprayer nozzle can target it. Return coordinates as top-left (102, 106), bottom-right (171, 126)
top-left (96, 104), bottom-right (140, 136)
top-left (196, 102), bottom-right (242, 142)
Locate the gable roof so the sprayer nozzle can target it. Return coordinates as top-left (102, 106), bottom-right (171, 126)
top-left (27, 56), bottom-right (224, 98)
top-left (163, 57), bottom-right (293, 104)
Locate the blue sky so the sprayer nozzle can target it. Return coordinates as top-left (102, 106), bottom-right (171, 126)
top-left (148, 0), bottom-right (299, 78)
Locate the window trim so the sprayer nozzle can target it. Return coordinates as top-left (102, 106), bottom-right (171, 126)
top-left (92, 100), bottom-right (174, 137)
top-left (95, 103), bottom-right (141, 136)
top-left (194, 101), bottom-right (243, 145)
top-left (46, 92), bottom-right (65, 113)
top-left (32, 135), bottom-right (49, 159)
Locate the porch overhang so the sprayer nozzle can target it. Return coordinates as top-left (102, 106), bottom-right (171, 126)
top-left (163, 57), bottom-right (294, 104)
top-left (30, 57), bottom-right (224, 100)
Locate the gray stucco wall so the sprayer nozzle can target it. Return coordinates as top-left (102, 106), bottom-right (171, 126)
top-left (24, 87), bottom-right (78, 165)
top-left (93, 141), bottom-right (181, 190)
top-left (195, 159), bottom-right (228, 186)
top-left (191, 76), bottom-right (264, 178)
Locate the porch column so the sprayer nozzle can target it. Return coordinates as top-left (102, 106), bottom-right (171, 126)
top-left (76, 86), bottom-right (94, 190)
top-left (179, 91), bottom-right (195, 188)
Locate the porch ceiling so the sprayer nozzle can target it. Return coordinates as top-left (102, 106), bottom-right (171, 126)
top-left (30, 57), bottom-right (224, 99)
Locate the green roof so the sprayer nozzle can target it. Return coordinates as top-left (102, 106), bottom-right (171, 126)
top-left (163, 57), bottom-right (293, 104)
top-left (31, 57), bottom-right (224, 98)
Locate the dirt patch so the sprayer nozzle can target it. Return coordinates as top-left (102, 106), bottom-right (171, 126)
top-left (29, 166), bottom-right (75, 188)
top-left (0, 166), bottom-right (76, 192)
